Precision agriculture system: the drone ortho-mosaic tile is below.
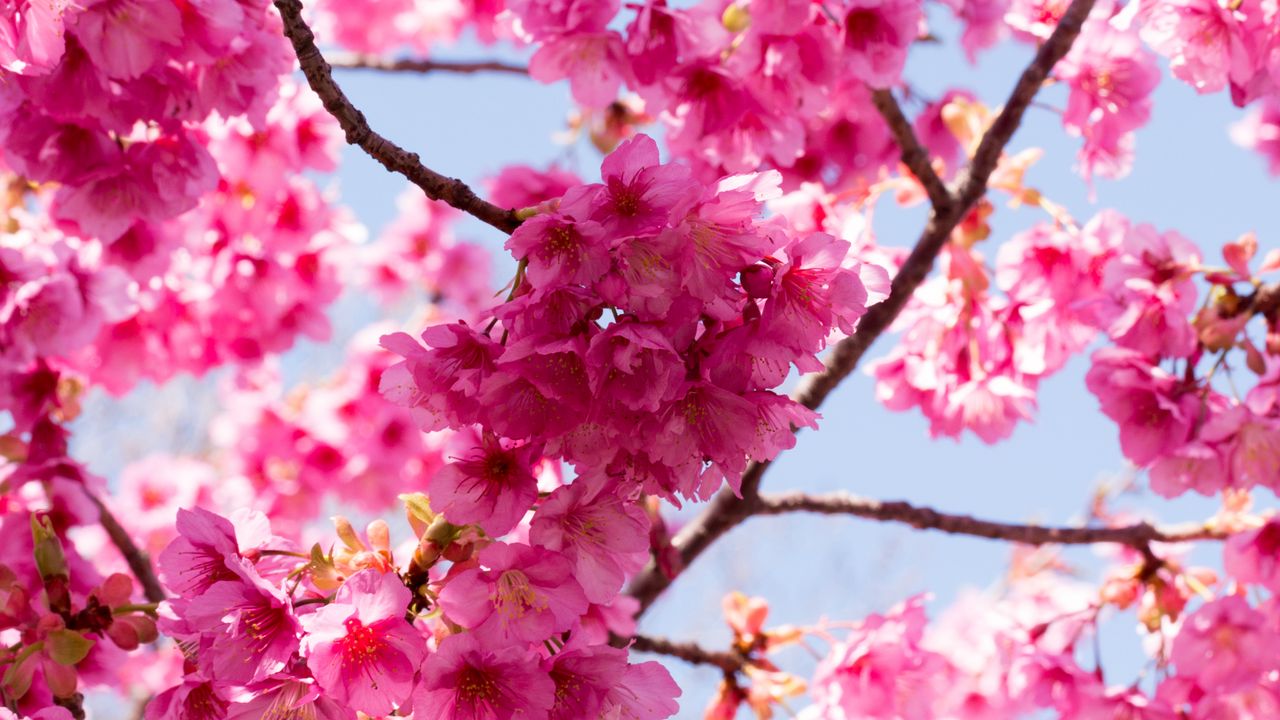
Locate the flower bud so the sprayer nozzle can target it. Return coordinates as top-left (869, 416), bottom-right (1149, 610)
top-left (31, 514), bottom-right (68, 583)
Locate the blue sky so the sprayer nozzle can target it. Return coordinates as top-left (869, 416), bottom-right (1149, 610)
top-left (72, 7), bottom-right (1280, 718)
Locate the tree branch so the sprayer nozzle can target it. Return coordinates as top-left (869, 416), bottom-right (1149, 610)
top-left (328, 52), bottom-right (528, 76)
top-left (870, 88), bottom-right (953, 212)
top-left (756, 491), bottom-right (1227, 547)
top-left (88, 493), bottom-right (165, 603)
top-left (1235, 280), bottom-right (1280, 320)
top-left (626, 0), bottom-right (1099, 617)
top-left (631, 633), bottom-right (745, 673)
top-left (272, 0), bottom-right (521, 234)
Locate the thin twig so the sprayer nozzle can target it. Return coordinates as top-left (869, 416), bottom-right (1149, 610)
top-left (870, 88), bottom-right (953, 211)
top-left (625, 0), bottom-right (1100, 616)
top-left (328, 52), bottom-right (529, 76)
top-left (88, 493), bottom-right (165, 603)
top-left (630, 633), bottom-right (746, 673)
top-left (756, 492), bottom-right (1228, 547)
top-left (272, 0), bottom-right (521, 234)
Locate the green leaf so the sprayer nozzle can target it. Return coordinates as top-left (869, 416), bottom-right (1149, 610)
top-left (46, 629), bottom-right (94, 666)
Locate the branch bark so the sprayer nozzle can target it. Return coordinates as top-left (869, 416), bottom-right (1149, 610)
top-left (272, 0), bottom-right (522, 234)
top-left (631, 634), bottom-right (745, 673)
top-left (88, 493), bottom-right (166, 603)
top-left (328, 52), bottom-right (528, 76)
top-left (870, 88), bottom-right (953, 212)
top-left (626, 0), bottom-right (1099, 616)
top-left (756, 491), bottom-right (1227, 547)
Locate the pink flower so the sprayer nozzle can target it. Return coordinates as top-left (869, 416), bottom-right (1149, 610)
top-left (0, 0), bottom-right (71, 75)
top-left (183, 563), bottom-right (301, 684)
top-left (504, 192), bottom-right (609, 288)
top-left (1231, 100), bottom-right (1280, 176)
top-left (1148, 439), bottom-right (1229, 498)
top-left (1228, 413), bottom-right (1280, 492)
top-left (624, 1), bottom-right (694, 86)
top-left (380, 323), bottom-right (502, 431)
top-left (744, 391), bottom-right (820, 461)
top-left (602, 661), bottom-right (682, 719)
top-left (156, 508), bottom-right (248, 597)
top-left (675, 171), bottom-right (784, 309)
top-left (437, 541), bottom-right (588, 644)
top-left (529, 31), bottom-right (629, 109)
top-left (590, 134), bottom-right (697, 239)
top-left (1005, 0), bottom-right (1073, 41)
top-left (145, 677), bottom-right (229, 720)
top-left (839, 0), bottom-right (922, 87)
top-left (654, 381), bottom-right (760, 498)
top-left (1225, 517), bottom-right (1280, 593)
top-left (1056, 20), bottom-right (1159, 181)
top-left (1100, 220), bottom-right (1201, 358)
top-left (226, 675), bottom-right (352, 720)
top-left (1085, 348), bottom-right (1200, 467)
top-left (543, 642), bottom-right (628, 720)
top-left (507, 0), bottom-right (618, 37)
top-left (486, 164), bottom-right (581, 210)
top-left (411, 633), bottom-right (555, 720)
top-left (584, 322), bottom-right (684, 413)
top-left (70, 0), bottom-right (182, 79)
top-left (529, 479), bottom-right (650, 603)
top-left (805, 595), bottom-right (954, 719)
top-left (938, 375), bottom-right (1037, 444)
top-left (761, 232), bottom-right (868, 357)
top-left (300, 569), bottom-right (424, 716)
top-left (428, 434), bottom-right (540, 536)
top-left (477, 338), bottom-right (592, 442)
top-left (1140, 0), bottom-right (1264, 95)
top-left (944, 0), bottom-right (1009, 61)
top-left (1169, 595), bottom-right (1276, 694)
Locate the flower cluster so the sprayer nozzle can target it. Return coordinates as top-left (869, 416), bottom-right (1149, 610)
top-left (794, 525), bottom-right (1280, 719)
top-left (384, 134), bottom-right (874, 506)
top-left (353, 189), bottom-right (493, 310)
top-left (63, 83), bottom-right (357, 394)
top-left (149, 501), bottom-right (680, 719)
top-left (211, 331), bottom-right (455, 531)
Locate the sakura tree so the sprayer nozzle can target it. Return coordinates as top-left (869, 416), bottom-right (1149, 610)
top-left (2, 0), bottom-right (1280, 717)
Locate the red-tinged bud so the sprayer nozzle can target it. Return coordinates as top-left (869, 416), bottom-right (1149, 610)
top-left (1100, 577), bottom-right (1140, 609)
top-left (107, 619), bottom-right (140, 651)
top-left (98, 574), bottom-right (134, 607)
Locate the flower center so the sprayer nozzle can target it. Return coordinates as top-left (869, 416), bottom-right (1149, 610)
top-left (493, 569), bottom-right (547, 624)
top-left (340, 616), bottom-right (384, 662)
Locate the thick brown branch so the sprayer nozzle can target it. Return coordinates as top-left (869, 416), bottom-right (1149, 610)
top-left (272, 0), bottom-right (521, 234)
top-left (870, 88), bottom-right (953, 212)
top-left (756, 491), bottom-right (1228, 547)
top-left (626, 0), bottom-right (1099, 617)
top-left (630, 634), bottom-right (745, 673)
top-left (328, 52), bottom-right (528, 76)
top-left (88, 493), bottom-right (165, 603)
